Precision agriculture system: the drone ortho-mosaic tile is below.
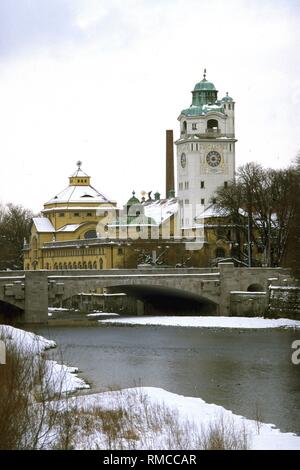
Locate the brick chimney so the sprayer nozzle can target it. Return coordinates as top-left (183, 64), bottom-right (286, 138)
top-left (166, 130), bottom-right (175, 198)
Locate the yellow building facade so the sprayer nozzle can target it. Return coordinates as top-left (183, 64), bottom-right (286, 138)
top-left (24, 164), bottom-right (198, 270)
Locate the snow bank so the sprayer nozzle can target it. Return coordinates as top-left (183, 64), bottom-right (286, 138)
top-left (45, 360), bottom-right (89, 394)
top-left (86, 312), bottom-right (120, 317)
top-left (0, 324), bottom-right (56, 353)
top-left (100, 316), bottom-right (300, 329)
top-left (0, 324), bottom-right (89, 394)
top-left (63, 387), bottom-right (300, 450)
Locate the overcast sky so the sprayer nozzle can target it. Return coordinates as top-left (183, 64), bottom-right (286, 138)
top-left (0, 0), bottom-right (299, 212)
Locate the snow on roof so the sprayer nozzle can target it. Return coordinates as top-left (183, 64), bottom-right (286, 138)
top-left (56, 224), bottom-right (82, 232)
top-left (33, 217), bottom-right (55, 233)
top-left (45, 184), bottom-right (115, 205)
top-left (195, 204), bottom-right (229, 220)
top-left (143, 198), bottom-right (178, 224)
top-left (42, 205), bottom-right (117, 213)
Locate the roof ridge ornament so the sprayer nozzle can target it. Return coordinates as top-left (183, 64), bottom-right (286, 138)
top-left (76, 160), bottom-right (82, 170)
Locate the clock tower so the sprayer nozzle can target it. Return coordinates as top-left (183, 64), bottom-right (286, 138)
top-left (175, 70), bottom-right (237, 226)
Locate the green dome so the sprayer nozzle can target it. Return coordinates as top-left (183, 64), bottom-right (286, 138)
top-left (194, 78), bottom-right (216, 91)
top-left (126, 191), bottom-right (140, 206)
top-left (221, 92), bottom-right (233, 102)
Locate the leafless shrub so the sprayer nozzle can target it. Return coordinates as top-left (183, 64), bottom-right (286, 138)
top-left (199, 414), bottom-right (250, 450)
top-left (0, 332), bottom-right (77, 450)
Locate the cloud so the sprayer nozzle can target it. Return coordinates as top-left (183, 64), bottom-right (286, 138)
top-left (0, 0), bottom-right (80, 57)
top-left (0, 0), bottom-right (157, 58)
top-left (0, 0), bottom-right (299, 211)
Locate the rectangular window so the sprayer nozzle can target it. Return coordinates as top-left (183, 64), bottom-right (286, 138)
top-left (191, 143), bottom-right (193, 151)
top-left (229, 143), bottom-right (232, 152)
top-left (201, 198), bottom-right (205, 205)
top-left (184, 181), bottom-right (189, 189)
top-left (87, 212), bottom-right (92, 217)
top-left (224, 181), bottom-right (228, 188)
top-left (185, 199), bottom-right (189, 204)
top-left (201, 181), bottom-right (205, 189)
top-left (59, 213), bottom-right (65, 217)
top-left (192, 123), bottom-right (197, 130)
top-left (196, 143), bottom-right (199, 151)
top-left (118, 248), bottom-right (123, 256)
top-left (74, 213), bottom-right (79, 217)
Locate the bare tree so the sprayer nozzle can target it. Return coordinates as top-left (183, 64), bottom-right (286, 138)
top-left (213, 162), bottom-right (296, 267)
top-left (282, 154), bottom-right (300, 279)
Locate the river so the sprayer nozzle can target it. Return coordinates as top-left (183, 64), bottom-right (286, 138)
top-left (33, 322), bottom-right (300, 436)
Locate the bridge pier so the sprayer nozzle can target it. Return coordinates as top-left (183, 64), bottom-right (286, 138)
top-left (136, 299), bottom-right (145, 316)
top-left (24, 272), bottom-right (48, 324)
top-left (219, 262), bottom-right (235, 316)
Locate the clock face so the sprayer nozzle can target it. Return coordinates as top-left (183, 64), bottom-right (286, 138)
top-left (206, 150), bottom-right (221, 167)
top-left (180, 153), bottom-right (186, 168)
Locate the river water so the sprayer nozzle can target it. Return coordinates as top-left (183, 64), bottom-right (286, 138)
top-left (33, 323), bottom-right (300, 436)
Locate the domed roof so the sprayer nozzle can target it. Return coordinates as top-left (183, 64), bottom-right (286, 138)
top-left (44, 163), bottom-right (116, 206)
top-left (221, 92), bottom-right (233, 102)
top-left (194, 79), bottom-right (216, 91)
top-left (126, 191), bottom-right (140, 206)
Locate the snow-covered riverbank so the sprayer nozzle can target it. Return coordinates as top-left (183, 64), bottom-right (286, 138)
top-left (68, 387), bottom-right (300, 450)
top-left (0, 324), bottom-right (89, 394)
top-left (1, 324), bottom-right (300, 449)
top-left (100, 315), bottom-right (300, 329)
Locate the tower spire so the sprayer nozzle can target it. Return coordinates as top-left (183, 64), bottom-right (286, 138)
top-left (203, 68), bottom-right (207, 80)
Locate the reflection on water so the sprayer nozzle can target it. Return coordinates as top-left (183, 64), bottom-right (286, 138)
top-left (33, 324), bottom-right (300, 435)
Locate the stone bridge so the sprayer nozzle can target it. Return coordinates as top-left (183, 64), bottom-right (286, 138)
top-left (0, 263), bottom-right (289, 323)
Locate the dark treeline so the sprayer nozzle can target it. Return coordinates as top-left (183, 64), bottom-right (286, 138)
top-left (0, 204), bottom-right (33, 270)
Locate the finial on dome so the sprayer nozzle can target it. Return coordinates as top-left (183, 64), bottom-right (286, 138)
top-left (226, 92), bottom-right (229, 96)
top-left (203, 68), bottom-right (207, 80)
top-left (132, 190), bottom-right (135, 196)
top-left (76, 160), bottom-right (82, 169)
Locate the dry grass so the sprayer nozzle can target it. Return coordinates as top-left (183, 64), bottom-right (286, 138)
top-left (51, 388), bottom-right (251, 450)
top-left (0, 332), bottom-right (76, 450)
top-left (199, 415), bottom-right (250, 450)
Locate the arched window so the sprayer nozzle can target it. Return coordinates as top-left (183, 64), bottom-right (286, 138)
top-left (99, 258), bottom-right (103, 269)
top-left (78, 262), bottom-right (82, 269)
top-left (73, 262), bottom-right (77, 270)
top-left (26, 264), bottom-right (30, 270)
top-left (83, 261), bottom-right (87, 269)
top-left (59, 263), bottom-right (62, 270)
top-left (215, 247), bottom-right (226, 258)
top-left (93, 261), bottom-right (97, 269)
top-left (207, 119), bottom-right (219, 131)
top-left (88, 261), bottom-right (92, 269)
top-left (63, 263), bottom-right (67, 270)
top-left (84, 230), bottom-right (97, 239)
top-left (68, 262), bottom-right (72, 270)
top-left (182, 121), bottom-right (187, 134)
top-left (54, 263), bottom-right (58, 270)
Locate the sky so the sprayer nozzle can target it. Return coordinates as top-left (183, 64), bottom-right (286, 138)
top-left (0, 0), bottom-right (299, 212)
